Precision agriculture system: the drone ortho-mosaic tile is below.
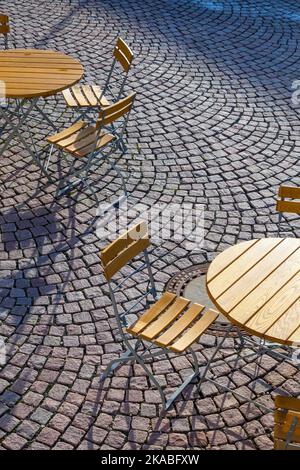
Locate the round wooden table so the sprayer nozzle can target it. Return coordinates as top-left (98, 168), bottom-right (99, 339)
top-left (0, 49), bottom-right (84, 178)
top-left (0, 49), bottom-right (83, 98)
top-left (206, 238), bottom-right (300, 346)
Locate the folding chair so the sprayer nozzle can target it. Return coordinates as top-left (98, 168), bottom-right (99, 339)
top-left (0, 14), bottom-right (9, 49)
top-left (100, 221), bottom-right (219, 412)
top-left (274, 396), bottom-right (300, 450)
top-left (62, 38), bottom-right (134, 123)
top-left (276, 185), bottom-right (300, 235)
top-left (45, 92), bottom-right (136, 204)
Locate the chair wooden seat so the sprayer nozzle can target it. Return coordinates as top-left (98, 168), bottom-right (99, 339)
top-left (47, 120), bottom-right (115, 158)
top-left (127, 292), bottom-right (218, 353)
top-left (62, 85), bottom-right (110, 108)
top-left (274, 395), bottom-right (300, 450)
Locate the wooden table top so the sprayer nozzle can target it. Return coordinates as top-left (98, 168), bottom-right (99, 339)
top-left (206, 238), bottom-right (300, 346)
top-left (0, 49), bottom-right (84, 99)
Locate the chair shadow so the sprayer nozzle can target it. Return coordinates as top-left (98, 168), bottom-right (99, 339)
top-left (0, 190), bottom-right (94, 432)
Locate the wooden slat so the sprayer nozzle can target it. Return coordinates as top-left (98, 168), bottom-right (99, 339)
top-left (47, 121), bottom-right (86, 144)
top-left (98, 93), bottom-right (135, 127)
top-left (116, 38), bottom-right (134, 63)
top-left (69, 132), bottom-right (114, 158)
top-left (72, 86), bottom-right (89, 106)
top-left (215, 238), bottom-right (299, 311)
top-left (101, 222), bottom-right (148, 266)
top-left (57, 125), bottom-right (95, 148)
top-left (81, 85), bottom-right (99, 106)
top-left (82, 85), bottom-right (110, 107)
top-left (170, 309), bottom-right (219, 353)
top-left (206, 239), bottom-right (258, 282)
top-left (276, 200), bottom-right (300, 214)
top-left (0, 67), bottom-right (82, 76)
top-left (155, 303), bottom-right (205, 347)
top-left (278, 186), bottom-right (300, 199)
top-left (208, 238), bottom-right (283, 299)
top-left (62, 88), bottom-right (78, 107)
top-left (274, 409), bottom-right (300, 434)
top-left (275, 396), bottom-right (300, 412)
top-left (274, 409), bottom-right (288, 424)
top-left (103, 237), bottom-right (150, 280)
top-left (0, 14), bottom-right (9, 22)
top-left (140, 297), bottom-right (190, 341)
top-left (127, 292), bottom-right (177, 335)
top-left (114, 48), bottom-right (131, 72)
top-left (265, 298), bottom-right (300, 345)
top-left (0, 24), bottom-right (9, 34)
top-left (227, 247), bottom-right (300, 332)
top-left (0, 77), bottom-right (79, 85)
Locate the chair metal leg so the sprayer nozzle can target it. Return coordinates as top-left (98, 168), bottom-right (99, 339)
top-left (197, 326), bottom-right (233, 392)
top-left (278, 212), bottom-right (282, 237)
top-left (100, 348), bottom-right (137, 380)
top-left (285, 416), bottom-right (299, 450)
top-left (100, 339), bottom-right (166, 410)
top-left (163, 347), bottom-right (200, 413)
top-left (144, 249), bottom-right (157, 300)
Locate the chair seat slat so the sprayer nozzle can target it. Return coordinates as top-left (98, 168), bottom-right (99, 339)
top-left (127, 291), bottom-right (176, 335)
top-left (170, 309), bottom-right (219, 353)
top-left (140, 297), bottom-right (190, 341)
top-left (155, 303), bottom-right (205, 347)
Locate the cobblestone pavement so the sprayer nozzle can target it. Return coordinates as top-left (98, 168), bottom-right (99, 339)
top-left (0, 0), bottom-right (300, 450)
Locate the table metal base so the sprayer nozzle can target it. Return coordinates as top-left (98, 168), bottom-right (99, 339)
top-left (0, 97), bottom-right (58, 181)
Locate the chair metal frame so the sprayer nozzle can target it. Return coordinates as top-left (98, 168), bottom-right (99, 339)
top-left (276, 185), bottom-right (300, 236)
top-left (45, 93), bottom-right (136, 207)
top-left (197, 322), bottom-right (300, 413)
top-left (0, 14), bottom-right (9, 49)
top-left (100, 221), bottom-right (219, 413)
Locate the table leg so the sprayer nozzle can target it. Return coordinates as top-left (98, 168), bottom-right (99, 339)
top-left (0, 97), bottom-right (54, 181)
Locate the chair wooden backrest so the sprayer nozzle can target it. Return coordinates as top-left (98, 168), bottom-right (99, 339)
top-left (274, 396), bottom-right (300, 450)
top-left (96, 92), bottom-right (136, 128)
top-left (101, 221), bottom-right (150, 281)
top-left (113, 38), bottom-right (134, 73)
top-left (0, 14), bottom-right (9, 49)
top-left (102, 38), bottom-right (133, 103)
top-left (0, 14), bottom-right (9, 35)
top-left (276, 185), bottom-right (300, 214)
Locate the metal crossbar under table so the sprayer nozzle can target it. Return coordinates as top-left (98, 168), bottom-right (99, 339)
top-left (198, 326), bottom-right (300, 413)
top-left (0, 97), bottom-right (57, 180)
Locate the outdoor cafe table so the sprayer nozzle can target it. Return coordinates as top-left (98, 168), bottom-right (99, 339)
top-left (206, 237), bottom-right (300, 346)
top-left (0, 49), bottom-right (84, 178)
